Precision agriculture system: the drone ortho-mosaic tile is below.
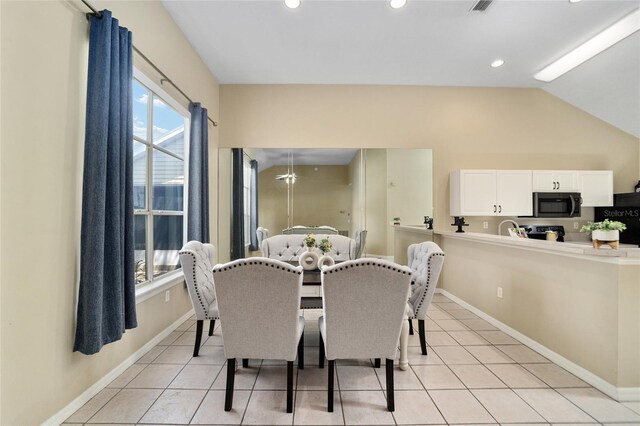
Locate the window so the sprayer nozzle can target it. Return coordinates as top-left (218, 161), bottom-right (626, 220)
top-left (133, 77), bottom-right (189, 285)
top-left (243, 153), bottom-right (252, 246)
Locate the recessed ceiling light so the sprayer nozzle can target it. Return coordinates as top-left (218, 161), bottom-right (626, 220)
top-left (569, 0), bottom-right (582, 3)
top-left (535, 8), bottom-right (640, 82)
top-left (491, 59), bottom-right (505, 68)
top-left (285, 0), bottom-right (300, 9)
top-left (390, 0), bottom-right (407, 9)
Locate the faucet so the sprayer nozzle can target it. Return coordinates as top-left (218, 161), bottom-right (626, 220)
top-left (498, 219), bottom-right (520, 236)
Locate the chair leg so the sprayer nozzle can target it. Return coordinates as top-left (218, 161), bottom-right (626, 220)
top-left (374, 358), bottom-right (381, 368)
top-left (386, 358), bottom-right (395, 411)
top-left (319, 333), bottom-right (325, 368)
top-left (408, 319), bottom-right (414, 335)
top-left (242, 359), bottom-right (249, 368)
top-left (298, 332), bottom-right (305, 370)
top-left (327, 360), bottom-right (335, 412)
top-left (224, 359), bottom-right (236, 411)
top-left (209, 319), bottom-right (215, 336)
top-left (418, 319), bottom-right (427, 355)
top-left (194, 320), bottom-right (204, 357)
top-left (287, 361), bottom-right (294, 413)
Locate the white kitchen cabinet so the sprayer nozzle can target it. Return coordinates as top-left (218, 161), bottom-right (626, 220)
top-left (533, 170), bottom-right (579, 192)
top-left (579, 170), bottom-right (613, 207)
top-left (450, 170), bottom-right (533, 216)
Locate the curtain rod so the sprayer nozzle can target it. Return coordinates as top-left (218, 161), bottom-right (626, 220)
top-left (80, 0), bottom-right (218, 127)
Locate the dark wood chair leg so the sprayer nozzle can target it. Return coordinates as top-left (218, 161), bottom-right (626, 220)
top-left (287, 361), bottom-right (294, 413)
top-left (374, 358), bottom-right (381, 368)
top-left (386, 358), bottom-right (395, 411)
top-left (298, 332), bottom-right (304, 370)
top-left (319, 333), bottom-right (325, 368)
top-left (194, 320), bottom-right (204, 357)
top-left (224, 359), bottom-right (236, 411)
top-left (408, 319), bottom-right (414, 335)
top-left (209, 319), bottom-right (215, 336)
top-left (242, 359), bottom-right (249, 368)
top-left (327, 360), bottom-right (335, 412)
top-left (418, 319), bottom-right (427, 355)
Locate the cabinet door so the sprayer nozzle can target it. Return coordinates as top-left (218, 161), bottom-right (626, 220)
top-left (497, 170), bottom-right (533, 216)
top-left (460, 170), bottom-right (497, 215)
top-left (532, 171), bottom-right (556, 191)
top-left (579, 171), bottom-right (613, 207)
top-left (555, 171), bottom-right (579, 192)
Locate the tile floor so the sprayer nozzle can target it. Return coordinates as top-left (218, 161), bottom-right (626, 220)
top-left (64, 294), bottom-right (640, 425)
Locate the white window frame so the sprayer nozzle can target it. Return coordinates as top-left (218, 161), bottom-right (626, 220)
top-left (133, 68), bottom-right (190, 303)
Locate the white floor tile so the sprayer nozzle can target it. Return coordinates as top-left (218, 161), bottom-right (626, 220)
top-left (390, 390), bottom-right (445, 425)
top-left (432, 346), bottom-right (479, 364)
top-left (87, 388), bottom-right (162, 423)
top-left (495, 345), bottom-right (549, 363)
top-left (557, 387), bottom-right (640, 422)
top-left (191, 390), bottom-right (250, 424)
top-left (375, 366), bottom-right (423, 390)
top-left (522, 363), bottom-right (590, 388)
top-left (107, 364), bottom-right (146, 388)
top-left (65, 388), bottom-right (119, 423)
top-left (514, 388), bottom-right (594, 423)
top-left (153, 345), bottom-right (194, 364)
top-left (242, 390), bottom-right (294, 425)
top-left (476, 330), bottom-right (520, 345)
top-left (412, 365), bottom-right (465, 390)
top-left (449, 364), bottom-right (506, 389)
top-left (463, 345), bottom-right (515, 364)
top-left (255, 366), bottom-right (298, 390)
top-left (486, 364), bottom-right (548, 388)
top-left (447, 330), bottom-right (489, 346)
top-left (337, 365), bottom-right (382, 390)
top-left (472, 389), bottom-right (545, 423)
top-left (139, 389), bottom-right (206, 424)
top-left (126, 364), bottom-right (184, 389)
top-left (340, 390), bottom-right (395, 425)
top-left (428, 389), bottom-right (494, 424)
top-left (294, 390), bottom-right (344, 425)
top-left (211, 364), bottom-right (259, 390)
top-left (297, 366), bottom-right (336, 390)
top-left (168, 364), bottom-right (222, 389)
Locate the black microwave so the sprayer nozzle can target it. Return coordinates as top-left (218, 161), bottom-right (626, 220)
top-left (533, 192), bottom-right (581, 218)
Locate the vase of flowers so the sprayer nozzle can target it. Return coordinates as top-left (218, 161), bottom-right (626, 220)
top-left (317, 238), bottom-right (335, 269)
top-left (580, 219), bottom-right (626, 249)
top-left (304, 234), bottom-right (316, 252)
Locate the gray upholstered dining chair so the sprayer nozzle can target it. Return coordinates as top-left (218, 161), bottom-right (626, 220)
top-left (212, 258), bottom-right (305, 413)
top-left (354, 229), bottom-right (367, 258)
top-left (406, 242), bottom-right (445, 355)
top-left (178, 241), bottom-right (219, 357)
top-left (318, 259), bottom-right (412, 412)
top-left (256, 226), bottom-right (269, 249)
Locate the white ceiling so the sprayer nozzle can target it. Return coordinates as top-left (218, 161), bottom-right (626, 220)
top-left (162, 0), bottom-right (640, 137)
top-left (255, 148), bottom-right (359, 171)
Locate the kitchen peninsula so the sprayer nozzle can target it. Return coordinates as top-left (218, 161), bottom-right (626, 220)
top-left (435, 231), bottom-right (640, 401)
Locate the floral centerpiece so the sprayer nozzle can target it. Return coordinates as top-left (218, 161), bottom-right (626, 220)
top-left (304, 234), bottom-right (316, 250)
top-left (317, 238), bottom-right (335, 269)
top-left (318, 238), bottom-right (333, 254)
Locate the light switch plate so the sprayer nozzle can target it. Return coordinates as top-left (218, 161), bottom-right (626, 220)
top-left (497, 287), bottom-right (503, 298)
top-left (483, 221), bottom-right (489, 229)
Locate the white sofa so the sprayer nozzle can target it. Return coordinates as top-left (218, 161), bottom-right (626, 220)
top-left (261, 234), bottom-right (356, 261)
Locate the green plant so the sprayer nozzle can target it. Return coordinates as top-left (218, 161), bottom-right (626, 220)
top-left (304, 233), bottom-right (316, 248)
top-left (580, 219), bottom-right (627, 234)
top-left (318, 238), bottom-right (333, 254)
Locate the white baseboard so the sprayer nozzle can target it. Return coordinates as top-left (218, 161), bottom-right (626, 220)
top-left (43, 309), bottom-right (195, 426)
top-left (436, 289), bottom-right (640, 402)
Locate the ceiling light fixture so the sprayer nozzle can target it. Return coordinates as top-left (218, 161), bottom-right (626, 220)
top-left (390, 0), bottom-right (407, 9)
top-left (284, 0), bottom-right (300, 9)
top-left (534, 8), bottom-right (640, 82)
top-left (491, 59), bottom-right (505, 68)
top-left (568, 0), bottom-right (582, 3)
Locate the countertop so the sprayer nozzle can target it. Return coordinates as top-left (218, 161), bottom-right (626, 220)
top-left (391, 225), bottom-right (434, 235)
top-left (437, 231), bottom-right (640, 265)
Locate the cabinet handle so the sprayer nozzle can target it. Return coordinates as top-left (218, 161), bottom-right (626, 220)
top-left (498, 205), bottom-right (502, 213)
top-left (493, 205), bottom-right (497, 213)
top-left (553, 181), bottom-right (557, 190)
top-left (557, 181), bottom-right (560, 190)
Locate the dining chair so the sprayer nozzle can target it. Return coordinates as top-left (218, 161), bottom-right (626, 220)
top-left (212, 258), bottom-right (305, 413)
top-left (318, 259), bottom-right (412, 412)
top-left (405, 242), bottom-right (445, 355)
top-left (178, 241), bottom-right (219, 357)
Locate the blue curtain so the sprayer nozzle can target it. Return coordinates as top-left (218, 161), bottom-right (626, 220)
top-left (74, 10), bottom-right (137, 355)
top-left (231, 148), bottom-right (245, 260)
top-left (248, 160), bottom-right (259, 251)
top-left (187, 103), bottom-right (209, 243)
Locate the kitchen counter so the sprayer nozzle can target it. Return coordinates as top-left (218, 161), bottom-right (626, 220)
top-left (437, 231), bottom-right (640, 265)
top-left (436, 230), bottom-right (640, 401)
top-left (392, 225), bottom-right (434, 264)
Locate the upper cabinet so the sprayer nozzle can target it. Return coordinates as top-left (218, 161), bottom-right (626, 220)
top-left (579, 171), bottom-right (613, 207)
top-left (450, 170), bottom-right (533, 216)
top-left (532, 170), bottom-right (579, 192)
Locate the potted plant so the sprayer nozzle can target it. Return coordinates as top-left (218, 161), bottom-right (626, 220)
top-left (580, 219), bottom-right (626, 247)
top-left (303, 234), bottom-right (316, 251)
top-left (317, 238), bottom-right (335, 268)
top-left (392, 217), bottom-right (401, 225)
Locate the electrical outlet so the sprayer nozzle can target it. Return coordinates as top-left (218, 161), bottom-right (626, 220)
top-left (483, 221), bottom-right (489, 229)
top-left (497, 287), bottom-right (503, 298)
top-left (165, 290), bottom-right (170, 302)
top-left (573, 221), bottom-right (579, 230)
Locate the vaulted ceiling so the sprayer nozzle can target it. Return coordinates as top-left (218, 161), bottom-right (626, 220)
top-left (163, 0), bottom-right (640, 137)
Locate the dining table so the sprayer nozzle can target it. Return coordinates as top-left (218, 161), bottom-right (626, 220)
top-left (287, 260), bottom-right (411, 370)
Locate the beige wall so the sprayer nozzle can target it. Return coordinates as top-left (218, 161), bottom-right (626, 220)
top-left (220, 85), bottom-right (639, 235)
top-left (439, 235), bottom-right (640, 389)
top-left (364, 149), bottom-right (388, 255)
top-left (0, 1), bottom-right (219, 424)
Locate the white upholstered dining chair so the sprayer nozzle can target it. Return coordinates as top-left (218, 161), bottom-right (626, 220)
top-left (406, 242), bottom-right (445, 355)
top-left (212, 258), bottom-right (305, 413)
top-left (318, 259), bottom-right (412, 412)
top-left (178, 241), bottom-right (219, 357)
